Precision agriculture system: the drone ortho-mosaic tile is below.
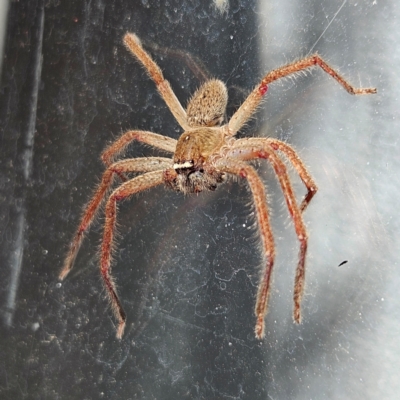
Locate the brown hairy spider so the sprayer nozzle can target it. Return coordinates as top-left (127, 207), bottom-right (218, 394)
top-left (59, 33), bottom-right (376, 339)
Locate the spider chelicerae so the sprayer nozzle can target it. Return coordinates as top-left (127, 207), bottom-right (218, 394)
top-left (60, 32), bottom-right (376, 339)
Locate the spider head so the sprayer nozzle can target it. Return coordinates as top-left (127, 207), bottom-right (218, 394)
top-left (186, 79), bottom-right (228, 127)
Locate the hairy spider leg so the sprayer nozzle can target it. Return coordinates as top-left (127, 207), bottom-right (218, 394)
top-left (124, 33), bottom-right (190, 131)
top-left (214, 158), bottom-right (275, 338)
top-left (60, 158), bottom-right (171, 280)
top-left (224, 140), bottom-right (308, 335)
top-left (100, 131), bottom-right (176, 183)
top-left (144, 38), bottom-right (211, 83)
top-left (267, 139), bottom-right (317, 212)
top-left (101, 130), bottom-right (177, 167)
top-left (243, 138), bottom-right (318, 212)
top-left (101, 170), bottom-right (165, 338)
top-left (228, 54), bottom-right (377, 135)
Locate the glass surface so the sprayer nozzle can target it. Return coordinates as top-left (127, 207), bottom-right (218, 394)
top-left (0, 0), bottom-right (397, 399)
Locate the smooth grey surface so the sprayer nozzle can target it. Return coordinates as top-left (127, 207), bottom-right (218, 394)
top-left (0, 0), bottom-right (397, 399)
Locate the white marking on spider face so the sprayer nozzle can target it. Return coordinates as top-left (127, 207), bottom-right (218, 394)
top-left (173, 161), bottom-right (194, 170)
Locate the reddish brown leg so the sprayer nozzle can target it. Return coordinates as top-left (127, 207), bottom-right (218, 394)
top-left (124, 33), bottom-right (189, 130)
top-left (101, 170), bottom-right (165, 338)
top-left (228, 54), bottom-right (377, 135)
top-left (221, 141), bottom-right (309, 336)
top-left (236, 138), bottom-right (318, 212)
top-left (60, 158), bottom-right (171, 281)
top-left (259, 55), bottom-right (377, 95)
top-left (267, 139), bottom-right (317, 212)
top-left (214, 158), bottom-right (275, 339)
top-left (144, 38), bottom-right (211, 83)
top-left (101, 130), bottom-right (177, 167)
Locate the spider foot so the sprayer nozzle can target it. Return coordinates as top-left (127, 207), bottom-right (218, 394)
top-left (255, 316), bottom-right (265, 340)
top-left (116, 320), bottom-right (126, 339)
top-left (293, 306), bottom-right (301, 324)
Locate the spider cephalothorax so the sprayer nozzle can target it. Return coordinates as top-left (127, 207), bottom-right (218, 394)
top-left (167, 126), bottom-right (227, 193)
top-left (60, 32), bottom-right (376, 339)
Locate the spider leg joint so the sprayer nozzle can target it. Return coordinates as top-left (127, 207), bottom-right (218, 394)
top-left (257, 149), bottom-right (269, 159)
top-left (259, 83), bottom-right (268, 96)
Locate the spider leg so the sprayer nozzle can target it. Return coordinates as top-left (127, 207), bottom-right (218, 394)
top-left (144, 38), bottom-right (211, 83)
top-left (228, 54), bottom-right (377, 135)
top-left (60, 158), bottom-right (171, 281)
top-left (101, 130), bottom-right (177, 167)
top-left (219, 141), bottom-right (309, 337)
top-left (214, 158), bottom-right (275, 339)
top-left (101, 170), bottom-right (165, 339)
top-left (124, 33), bottom-right (190, 130)
top-left (235, 138), bottom-right (318, 212)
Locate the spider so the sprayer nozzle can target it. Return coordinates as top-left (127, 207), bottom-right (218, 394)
top-left (59, 32), bottom-right (376, 339)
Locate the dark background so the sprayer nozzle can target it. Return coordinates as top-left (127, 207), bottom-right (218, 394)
top-left (0, 0), bottom-right (397, 399)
